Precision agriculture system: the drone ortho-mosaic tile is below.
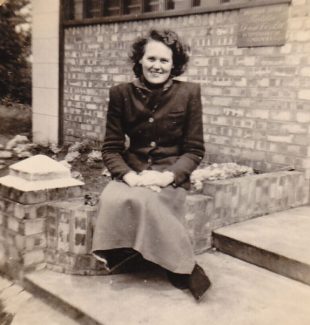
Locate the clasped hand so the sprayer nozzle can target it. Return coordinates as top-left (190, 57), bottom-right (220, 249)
top-left (123, 170), bottom-right (174, 188)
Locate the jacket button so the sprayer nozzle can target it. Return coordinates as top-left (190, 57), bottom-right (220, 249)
top-left (148, 117), bottom-right (154, 123)
top-left (150, 141), bottom-right (156, 147)
top-left (147, 158), bottom-right (152, 164)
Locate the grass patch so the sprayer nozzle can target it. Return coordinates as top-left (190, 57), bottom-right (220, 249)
top-left (0, 104), bottom-right (32, 136)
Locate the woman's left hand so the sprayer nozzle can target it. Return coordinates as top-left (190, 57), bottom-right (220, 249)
top-left (139, 170), bottom-right (174, 188)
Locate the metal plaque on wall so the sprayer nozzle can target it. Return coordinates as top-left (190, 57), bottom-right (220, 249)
top-left (237, 4), bottom-right (289, 48)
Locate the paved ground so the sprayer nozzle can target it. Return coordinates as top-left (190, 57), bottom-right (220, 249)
top-left (24, 251), bottom-right (310, 325)
top-left (2, 251), bottom-right (310, 325)
top-left (0, 276), bottom-right (79, 325)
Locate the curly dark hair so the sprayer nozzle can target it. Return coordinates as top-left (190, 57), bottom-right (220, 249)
top-left (129, 29), bottom-right (190, 78)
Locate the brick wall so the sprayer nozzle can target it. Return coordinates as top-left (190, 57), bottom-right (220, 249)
top-left (63, 0), bottom-right (310, 175)
top-left (1, 156), bottom-right (308, 277)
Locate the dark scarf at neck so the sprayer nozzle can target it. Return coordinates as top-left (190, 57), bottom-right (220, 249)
top-left (135, 76), bottom-right (173, 94)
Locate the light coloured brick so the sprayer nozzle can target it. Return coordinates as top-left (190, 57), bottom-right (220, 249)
top-left (193, 57), bottom-right (210, 66)
top-left (231, 138), bottom-right (255, 149)
top-left (247, 109), bottom-right (269, 120)
top-left (224, 69), bottom-right (245, 76)
top-left (7, 217), bottom-right (19, 233)
top-left (292, 0), bottom-right (306, 4)
top-left (234, 78), bottom-right (247, 87)
top-left (24, 219), bottom-right (45, 236)
top-left (270, 111), bottom-right (291, 121)
top-left (291, 31), bottom-right (310, 42)
top-left (287, 144), bottom-right (306, 155)
top-left (203, 87), bottom-right (223, 96)
top-left (23, 249), bottom-right (45, 266)
top-left (298, 89), bottom-right (310, 100)
top-left (299, 158), bottom-right (310, 169)
top-left (112, 75), bottom-right (129, 83)
top-left (280, 43), bottom-right (292, 54)
top-left (212, 97), bottom-right (233, 107)
top-left (280, 123), bottom-right (308, 134)
top-left (288, 17), bottom-right (304, 30)
top-left (296, 111), bottom-right (310, 123)
top-left (300, 67), bottom-right (310, 76)
top-left (236, 57), bottom-right (255, 66)
top-left (267, 135), bottom-right (294, 144)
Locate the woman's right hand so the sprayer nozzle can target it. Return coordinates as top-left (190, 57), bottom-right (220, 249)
top-left (123, 171), bottom-right (141, 187)
top-left (123, 170), bottom-right (174, 188)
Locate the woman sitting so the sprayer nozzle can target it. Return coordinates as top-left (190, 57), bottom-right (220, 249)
top-left (92, 29), bottom-right (211, 301)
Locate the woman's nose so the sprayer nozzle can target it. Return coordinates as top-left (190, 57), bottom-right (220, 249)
top-left (152, 60), bottom-right (161, 69)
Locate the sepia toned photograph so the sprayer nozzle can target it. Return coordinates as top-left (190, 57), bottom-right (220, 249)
top-left (0, 0), bottom-right (310, 324)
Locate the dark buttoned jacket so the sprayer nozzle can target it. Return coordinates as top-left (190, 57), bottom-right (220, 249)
top-left (102, 79), bottom-right (205, 189)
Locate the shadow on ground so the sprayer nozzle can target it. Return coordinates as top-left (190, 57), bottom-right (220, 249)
top-left (0, 300), bottom-right (13, 325)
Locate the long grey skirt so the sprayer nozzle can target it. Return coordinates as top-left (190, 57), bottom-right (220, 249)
top-left (92, 181), bottom-right (196, 274)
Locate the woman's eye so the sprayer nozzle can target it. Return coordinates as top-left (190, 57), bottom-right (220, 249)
top-left (147, 57), bottom-right (156, 62)
top-left (161, 59), bottom-right (169, 63)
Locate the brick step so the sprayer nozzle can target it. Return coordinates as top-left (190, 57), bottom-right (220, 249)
top-left (213, 206), bottom-right (310, 285)
top-left (24, 252), bottom-right (310, 325)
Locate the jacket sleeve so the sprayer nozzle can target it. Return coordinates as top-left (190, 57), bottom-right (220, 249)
top-left (167, 83), bottom-right (205, 187)
top-left (102, 86), bottom-right (133, 179)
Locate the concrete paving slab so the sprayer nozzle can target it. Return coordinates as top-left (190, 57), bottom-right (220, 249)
top-left (11, 297), bottom-right (80, 325)
top-left (213, 206), bottom-right (310, 284)
top-left (0, 275), bottom-right (79, 325)
top-left (1, 283), bottom-right (24, 300)
top-left (25, 251), bottom-right (310, 325)
top-left (0, 276), bottom-right (12, 292)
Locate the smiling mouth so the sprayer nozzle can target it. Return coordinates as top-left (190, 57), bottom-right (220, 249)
top-left (150, 71), bottom-right (163, 76)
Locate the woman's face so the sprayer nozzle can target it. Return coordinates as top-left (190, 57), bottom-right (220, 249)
top-left (139, 40), bottom-right (173, 85)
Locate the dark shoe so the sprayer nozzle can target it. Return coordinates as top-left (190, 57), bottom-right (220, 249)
top-left (167, 271), bottom-right (189, 290)
top-left (188, 264), bottom-right (211, 301)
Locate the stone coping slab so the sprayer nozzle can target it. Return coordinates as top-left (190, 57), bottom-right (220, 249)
top-left (0, 175), bottom-right (84, 192)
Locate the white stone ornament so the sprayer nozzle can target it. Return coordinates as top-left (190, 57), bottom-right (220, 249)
top-left (0, 154), bottom-right (84, 191)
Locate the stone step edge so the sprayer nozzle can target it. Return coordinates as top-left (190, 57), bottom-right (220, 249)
top-left (212, 231), bottom-right (310, 286)
top-left (23, 272), bottom-right (102, 325)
